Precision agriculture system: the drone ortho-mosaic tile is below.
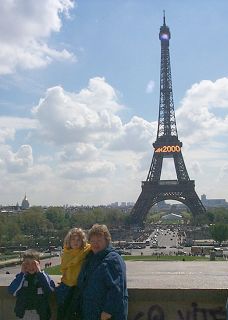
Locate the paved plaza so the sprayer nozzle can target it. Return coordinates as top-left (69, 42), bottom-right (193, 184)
top-left (1, 257), bottom-right (228, 290)
top-left (126, 260), bottom-right (228, 289)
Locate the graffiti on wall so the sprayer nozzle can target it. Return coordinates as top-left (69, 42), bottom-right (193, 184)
top-left (132, 302), bottom-right (226, 320)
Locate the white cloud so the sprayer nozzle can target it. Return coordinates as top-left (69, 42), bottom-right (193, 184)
top-left (24, 77), bottom-right (159, 203)
top-left (0, 144), bottom-right (33, 173)
top-left (146, 80), bottom-right (155, 93)
top-left (172, 78), bottom-right (228, 200)
top-left (31, 77), bottom-right (157, 188)
top-left (0, 116), bottom-right (38, 143)
top-left (0, 77), bottom-right (156, 205)
top-left (58, 143), bottom-right (98, 161)
top-left (108, 116), bottom-right (156, 151)
top-left (32, 77), bottom-right (124, 145)
top-left (76, 77), bottom-right (123, 112)
top-left (0, 116), bottom-right (38, 130)
top-left (218, 163), bottom-right (228, 181)
top-left (1, 76), bottom-right (228, 205)
top-left (176, 78), bottom-right (228, 145)
top-left (59, 160), bottom-right (116, 180)
top-left (188, 161), bottom-right (202, 176)
top-left (0, 0), bottom-right (75, 74)
top-left (0, 127), bottom-right (15, 143)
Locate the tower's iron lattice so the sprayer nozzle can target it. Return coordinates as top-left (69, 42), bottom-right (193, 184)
top-left (131, 14), bottom-right (206, 225)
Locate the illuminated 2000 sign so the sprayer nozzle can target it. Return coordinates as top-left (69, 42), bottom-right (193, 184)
top-left (155, 145), bottom-right (181, 153)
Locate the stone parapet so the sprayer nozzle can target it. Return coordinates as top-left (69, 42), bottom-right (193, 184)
top-left (0, 280), bottom-right (227, 320)
top-left (1, 261), bottom-right (228, 319)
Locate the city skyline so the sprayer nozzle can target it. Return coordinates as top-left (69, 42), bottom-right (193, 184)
top-left (1, 192), bottom-right (227, 209)
top-left (0, 1), bottom-right (228, 206)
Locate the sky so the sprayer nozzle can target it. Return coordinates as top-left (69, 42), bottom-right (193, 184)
top-left (0, 0), bottom-right (228, 206)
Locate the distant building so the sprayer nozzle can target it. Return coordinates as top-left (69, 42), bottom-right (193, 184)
top-left (0, 195), bottom-right (30, 214)
top-left (21, 194), bottom-right (30, 210)
top-left (109, 202), bottom-right (134, 208)
top-left (120, 202), bottom-right (126, 207)
top-left (110, 202), bottom-right (118, 207)
top-left (201, 194), bottom-right (228, 208)
top-left (127, 202), bottom-right (134, 207)
top-left (0, 205), bottom-right (20, 214)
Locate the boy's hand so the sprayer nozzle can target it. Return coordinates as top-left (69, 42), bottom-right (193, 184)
top-left (34, 260), bottom-right (41, 272)
top-left (101, 311), bottom-right (111, 320)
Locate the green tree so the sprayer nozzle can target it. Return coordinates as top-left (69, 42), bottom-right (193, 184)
top-left (145, 212), bottom-right (163, 224)
top-left (181, 211), bottom-right (192, 225)
top-left (19, 209), bottom-right (49, 237)
top-left (45, 207), bottom-right (68, 230)
top-left (1, 221), bottom-right (21, 244)
top-left (209, 223), bottom-right (228, 245)
top-left (206, 208), bottom-right (228, 224)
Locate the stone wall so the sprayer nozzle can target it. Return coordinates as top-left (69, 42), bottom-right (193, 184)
top-left (1, 280), bottom-right (227, 320)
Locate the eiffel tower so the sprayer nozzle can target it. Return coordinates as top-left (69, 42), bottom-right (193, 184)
top-left (131, 13), bottom-right (206, 225)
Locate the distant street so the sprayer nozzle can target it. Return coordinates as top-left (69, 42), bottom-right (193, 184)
top-left (2, 225), bottom-right (228, 275)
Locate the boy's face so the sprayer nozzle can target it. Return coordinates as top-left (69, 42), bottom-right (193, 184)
top-left (70, 235), bottom-right (83, 249)
top-left (22, 258), bottom-right (39, 274)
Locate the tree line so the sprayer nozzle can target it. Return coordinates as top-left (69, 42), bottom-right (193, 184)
top-left (0, 206), bottom-right (130, 248)
top-left (0, 206), bottom-right (228, 248)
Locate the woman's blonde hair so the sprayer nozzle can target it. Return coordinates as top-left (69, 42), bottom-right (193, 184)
top-left (64, 227), bottom-right (87, 249)
top-left (88, 224), bottom-right (111, 245)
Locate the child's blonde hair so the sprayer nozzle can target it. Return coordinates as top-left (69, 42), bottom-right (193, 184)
top-left (23, 249), bottom-right (40, 261)
top-left (64, 227), bottom-right (87, 249)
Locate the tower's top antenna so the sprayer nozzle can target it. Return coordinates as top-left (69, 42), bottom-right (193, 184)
top-left (163, 10), bottom-right (166, 25)
top-left (159, 10), bottom-right (170, 42)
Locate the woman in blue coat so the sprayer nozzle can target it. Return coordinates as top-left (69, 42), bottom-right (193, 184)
top-left (77, 224), bottom-right (128, 320)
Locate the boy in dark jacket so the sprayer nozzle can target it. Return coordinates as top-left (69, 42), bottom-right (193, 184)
top-left (8, 249), bottom-right (55, 320)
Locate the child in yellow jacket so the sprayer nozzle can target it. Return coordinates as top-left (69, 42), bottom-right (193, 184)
top-left (56, 227), bottom-right (90, 320)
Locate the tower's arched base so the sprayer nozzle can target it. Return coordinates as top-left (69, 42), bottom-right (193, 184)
top-left (131, 180), bottom-right (206, 225)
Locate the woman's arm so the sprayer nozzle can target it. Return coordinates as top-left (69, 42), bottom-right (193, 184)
top-left (102, 254), bottom-right (126, 316)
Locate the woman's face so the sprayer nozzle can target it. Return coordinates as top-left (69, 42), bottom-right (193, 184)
top-left (90, 234), bottom-right (108, 254)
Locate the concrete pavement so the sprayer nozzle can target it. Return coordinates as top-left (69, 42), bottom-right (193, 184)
top-left (1, 257), bottom-right (228, 290)
top-left (126, 260), bottom-right (228, 289)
